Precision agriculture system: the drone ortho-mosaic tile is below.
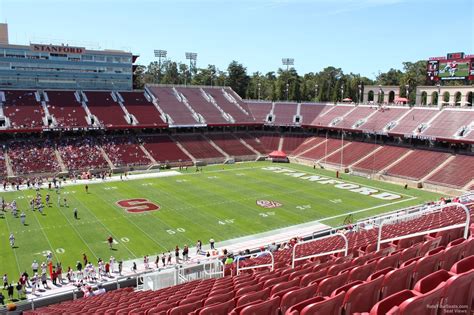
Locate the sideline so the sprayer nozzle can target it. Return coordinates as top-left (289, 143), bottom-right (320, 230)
top-left (0, 171), bottom-right (182, 193)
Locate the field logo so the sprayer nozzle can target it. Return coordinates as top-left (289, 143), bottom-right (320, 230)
top-left (116, 198), bottom-right (160, 213)
top-left (257, 200), bottom-right (282, 208)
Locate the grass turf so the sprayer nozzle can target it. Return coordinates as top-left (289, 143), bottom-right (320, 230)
top-left (0, 161), bottom-right (442, 278)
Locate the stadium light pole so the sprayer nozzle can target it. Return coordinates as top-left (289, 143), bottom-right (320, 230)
top-left (154, 49), bottom-right (167, 84)
top-left (258, 82), bottom-right (261, 100)
top-left (185, 52), bottom-right (198, 86)
top-left (405, 84), bottom-right (409, 104)
top-left (314, 84), bottom-right (319, 102)
top-left (340, 84), bottom-right (344, 103)
top-left (378, 84), bottom-right (382, 105)
top-left (286, 83), bottom-right (290, 101)
top-left (358, 84), bottom-right (362, 104)
top-left (437, 82), bottom-right (441, 107)
top-left (340, 130), bottom-right (344, 172)
top-left (282, 58), bottom-right (294, 101)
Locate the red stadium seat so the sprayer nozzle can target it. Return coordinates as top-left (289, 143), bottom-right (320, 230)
top-left (342, 275), bottom-right (384, 314)
top-left (168, 300), bottom-right (203, 315)
top-left (381, 263), bottom-right (416, 298)
top-left (279, 284), bottom-right (318, 314)
top-left (198, 299), bottom-right (236, 315)
top-left (300, 292), bottom-right (345, 315)
top-left (239, 296), bottom-right (280, 315)
top-left (441, 238), bottom-right (466, 270)
top-left (450, 255), bottom-right (474, 274)
top-left (204, 291), bottom-right (234, 306)
top-left (440, 270), bottom-right (474, 314)
top-left (316, 272), bottom-right (348, 297)
top-left (236, 287), bottom-right (270, 307)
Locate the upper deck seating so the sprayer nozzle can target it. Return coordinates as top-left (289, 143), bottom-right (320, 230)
top-left (2, 90), bottom-right (44, 129)
top-left (202, 88), bottom-right (255, 124)
top-left (389, 107), bottom-right (439, 136)
top-left (176, 87), bottom-right (228, 124)
top-left (310, 105), bottom-right (354, 127)
top-left (272, 102), bottom-right (298, 126)
top-left (147, 86), bottom-right (199, 125)
top-left (45, 90), bottom-right (89, 128)
top-left (247, 101), bottom-right (272, 123)
top-left (84, 91), bottom-right (128, 127)
top-left (119, 91), bottom-right (167, 128)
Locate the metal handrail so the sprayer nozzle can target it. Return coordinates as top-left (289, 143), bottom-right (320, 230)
top-left (236, 251), bottom-right (274, 275)
top-left (376, 202), bottom-right (471, 251)
top-left (292, 233), bottom-right (349, 268)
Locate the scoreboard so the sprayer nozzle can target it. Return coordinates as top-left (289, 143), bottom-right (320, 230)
top-left (427, 52), bottom-right (474, 82)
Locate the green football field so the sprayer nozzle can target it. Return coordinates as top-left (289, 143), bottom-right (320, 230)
top-left (0, 162), bottom-right (442, 278)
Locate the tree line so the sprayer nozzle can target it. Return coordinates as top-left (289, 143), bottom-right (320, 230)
top-left (133, 59), bottom-right (470, 104)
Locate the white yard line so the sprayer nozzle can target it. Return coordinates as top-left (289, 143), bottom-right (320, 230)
top-left (30, 211), bottom-right (60, 262)
top-left (0, 170), bottom-right (183, 193)
top-left (3, 214), bottom-right (22, 275)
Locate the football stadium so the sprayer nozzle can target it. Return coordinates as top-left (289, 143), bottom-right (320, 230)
top-left (0, 1), bottom-right (473, 314)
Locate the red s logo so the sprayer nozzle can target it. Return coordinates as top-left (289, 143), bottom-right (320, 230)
top-left (116, 199), bottom-right (160, 213)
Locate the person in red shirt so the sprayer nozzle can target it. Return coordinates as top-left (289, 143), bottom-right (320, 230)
top-left (107, 236), bottom-right (113, 249)
top-left (105, 262), bottom-right (110, 277)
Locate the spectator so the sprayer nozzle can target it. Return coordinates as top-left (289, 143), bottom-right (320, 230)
top-left (209, 238), bottom-right (215, 250)
top-left (7, 283), bottom-right (14, 300)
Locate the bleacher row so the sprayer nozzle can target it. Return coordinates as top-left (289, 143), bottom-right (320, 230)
top-left (1, 133), bottom-right (473, 190)
top-left (25, 203), bottom-right (474, 315)
top-left (0, 88), bottom-right (473, 143)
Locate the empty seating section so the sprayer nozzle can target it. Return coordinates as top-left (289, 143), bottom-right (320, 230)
top-left (352, 146), bottom-right (411, 173)
top-left (84, 91), bottom-right (127, 127)
top-left (281, 134), bottom-right (310, 154)
top-left (361, 107), bottom-right (409, 131)
top-left (141, 135), bottom-right (192, 165)
top-left (300, 138), bottom-right (342, 161)
top-left (8, 140), bottom-right (60, 174)
top-left (100, 137), bottom-right (151, 167)
top-left (250, 133), bottom-right (280, 153)
top-left (247, 101), bottom-right (271, 123)
top-left (206, 134), bottom-right (255, 157)
top-left (2, 90), bottom-right (43, 129)
top-left (58, 138), bottom-right (108, 171)
top-left (290, 137), bottom-right (326, 156)
top-left (147, 86), bottom-right (198, 125)
top-left (27, 202), bottom-right (474, 315)
top-left (386, 150), bottom-right (451, 180)
top-left (119, 92), bottom-right (167, 127)
top-left (175, 134), bottom-right (225, 160)
top-left (422, 110), bottom-right (474, 139)
top-left (45, 91), bottom-right (88, 128)
top-left (310, 105), bottom-right (353, 127)
top-left (177, 87), bottom-right (228, 124)
top-left (202, 88), bottom-right (255, 124)
top-left (336, 106), bottom-right (373, 129)
top-left (272, 102), bottom-right (298, 125)
top-left (237, 133), bottom-right (268, 154)
top-left (299, 104), bottom-right (330, 125)
top-left (389, 108), bottom-right (439, 135)
top-left (325, 142), bottom-right (379, 166)
top-left (426, 155), bottom-right (474, 188)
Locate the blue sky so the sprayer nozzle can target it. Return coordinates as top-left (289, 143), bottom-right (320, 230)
top-left (1, 0), bottom-right (473, 78)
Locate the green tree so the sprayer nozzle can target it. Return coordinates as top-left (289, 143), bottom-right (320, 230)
top-left (226, 61), bottom-right (250, 97)
top-left (133, 65), bottom-right (146, 89)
